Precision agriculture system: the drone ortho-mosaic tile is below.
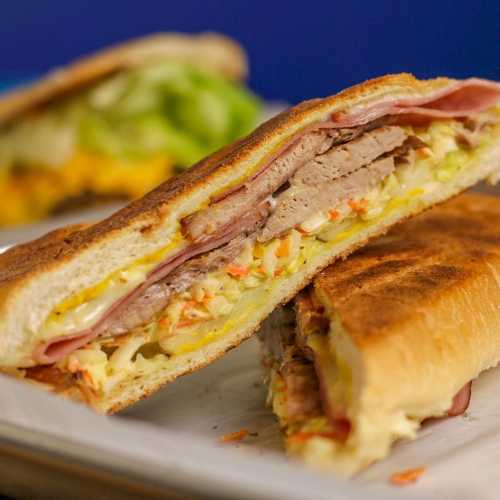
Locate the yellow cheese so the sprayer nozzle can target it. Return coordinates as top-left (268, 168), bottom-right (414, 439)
top-left (0, 150), bottom-right (173, 226)
top-left (41, 231), bottom-right (185, 338)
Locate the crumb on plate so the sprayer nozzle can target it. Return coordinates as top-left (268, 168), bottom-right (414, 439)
top-left (218, 429), bottom-right (250, 443)
top-left (389, 466), bottom-right (426, 486)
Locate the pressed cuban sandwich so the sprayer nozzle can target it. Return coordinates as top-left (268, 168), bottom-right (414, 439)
top-left (0, 32), bottom-right (260, 225)
top-left (0, 74), bottom-right (499, 413)
top-left (261, 193), bottom-right (500, 476)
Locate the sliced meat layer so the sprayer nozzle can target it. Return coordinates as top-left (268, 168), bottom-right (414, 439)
top-left (281, 345), bottom-right (324, 421)
top-left (106, 234), bottom-right (249, 336)
top-left (182, 131), bottom-right (335, 242)
top-left (260, 155), bottom-right (396, 241)
top-left (295, 290), bottom-right (328, 360)
top-left (292, 126), bottom-right (407, 186)
top-left (447, 381), bottom-right (472, 416)
top-left (35, 201), bottom-right (272, 364)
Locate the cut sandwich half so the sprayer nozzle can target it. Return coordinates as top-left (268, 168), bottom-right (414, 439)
top-left (0, 74), bottom-right (499, 413)
top-left (261, 192), bottom-right (500, 476)
top-left (0, 32), bottom-right (260, 225)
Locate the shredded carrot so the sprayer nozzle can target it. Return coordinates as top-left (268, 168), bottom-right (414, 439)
top-left (274, 267), bottom-right (285, 277)
top-left (218, 429), bottom-right (250, 443)
top-left (202, 293), bottom-right (215, 305)
top-left (177, 319), bottom-right (199, 329)
top-left (81, 370), bottom-right (94, 386)
top-left (276, 238), bottom-right (289, 257)
top-left (158, 317), bottom-right (169, 327)
top-left (227, 264), bottom-right (250, 278)
top-left (255, 266), bottom-right (266, 276)
top-left (416, 147), bottom-right (432, 159)
top-left (389, 466), bottom-right (426, 486)
top-left (329, 209), bottom-right (340, 220)
top-left (348, 198), bottom-right (368, 214)
top-left (182, 300), bottom-right (198, 311)
top-left (296, 226), bottom-right (308, 235)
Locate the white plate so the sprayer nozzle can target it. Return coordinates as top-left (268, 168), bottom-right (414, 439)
top-left (0, 337), bottom-right (398, 500)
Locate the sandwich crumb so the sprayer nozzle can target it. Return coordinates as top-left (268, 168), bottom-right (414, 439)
top-left (218, 429), bottom-right (251, 443)
top-left (389, 466), bottom-right (426, 486)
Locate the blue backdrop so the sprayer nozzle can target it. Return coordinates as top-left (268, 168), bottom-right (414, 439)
top-left (1, 0), bottom-right (499, 102)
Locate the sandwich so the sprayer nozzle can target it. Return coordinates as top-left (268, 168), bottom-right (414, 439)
top-left (0, 73), bottom-right (499, 414)
top-left (261, 192), bottom-right (500, 476)
top-left (0, 32), bottom-right (260, 225)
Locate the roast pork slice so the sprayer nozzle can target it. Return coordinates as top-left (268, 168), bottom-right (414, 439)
top-left (281, 345), bottom-right (324, 421)
top-left (260, 156), bottom-right (396, 241)
top-left (292, 126), bottom-right (407, 186)
top-left (105, 234), bottom-right (249, 336)
top-left (182, 131), bottom-right (336, 242)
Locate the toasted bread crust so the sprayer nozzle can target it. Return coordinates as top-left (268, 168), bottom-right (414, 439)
top-left (0, 32), bottom-right (248, 124)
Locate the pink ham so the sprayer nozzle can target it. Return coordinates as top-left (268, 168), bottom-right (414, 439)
top-left (447, 381), bottom-right (472, 417)
top-left (330, 78), bottom-right (500, 127)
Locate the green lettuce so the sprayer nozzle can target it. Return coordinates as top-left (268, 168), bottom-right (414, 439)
top-left (0, 61), bottom-right (261, 170)
top-left (79, 61), bottom-right (261, 167)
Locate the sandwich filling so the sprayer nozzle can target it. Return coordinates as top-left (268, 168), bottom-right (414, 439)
top-left (7, 79), bottom-right (500, 409)
top-left (261, 291), bottom-right (472, 475)
top-left (0, 61), bottom-right (260, 224)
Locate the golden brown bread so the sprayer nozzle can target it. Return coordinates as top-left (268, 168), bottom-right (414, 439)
top-left (0, 32), bottom-right (248, 124)
top-left (269, 192), bottom-right (500, 475)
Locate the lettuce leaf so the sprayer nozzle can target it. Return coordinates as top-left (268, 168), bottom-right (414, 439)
top-left (1, 61), bottom-right (261, 170)
top-left (79, 61), bottom-right (261, 166)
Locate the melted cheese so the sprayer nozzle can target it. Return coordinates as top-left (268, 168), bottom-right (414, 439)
top-left (41, 232), bottom-right (185, 339)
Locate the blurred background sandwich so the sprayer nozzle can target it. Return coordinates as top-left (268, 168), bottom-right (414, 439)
top-left (0, 32), bottom-right (261, 226)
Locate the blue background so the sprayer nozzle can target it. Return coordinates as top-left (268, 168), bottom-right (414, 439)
top-left (0, 0), bottom-right (499, 102)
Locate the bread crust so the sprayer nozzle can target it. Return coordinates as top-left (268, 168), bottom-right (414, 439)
top-left (0, 32), bottom-right (248, 124)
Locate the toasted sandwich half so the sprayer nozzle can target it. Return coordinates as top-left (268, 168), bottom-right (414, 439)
top-left (0, 32), bottom-right (260, 225)
top-left (261, 192), bottom-right (500, 476)
top-left (0, 74), bottom-right (499, 414)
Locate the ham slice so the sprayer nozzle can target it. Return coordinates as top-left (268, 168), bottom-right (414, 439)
top-left (447, 381), bottom-right (472, 416)
top-left (330, 78), bottom-right (500, 127)
top-left (34, 202), bottom-right (271, 364)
